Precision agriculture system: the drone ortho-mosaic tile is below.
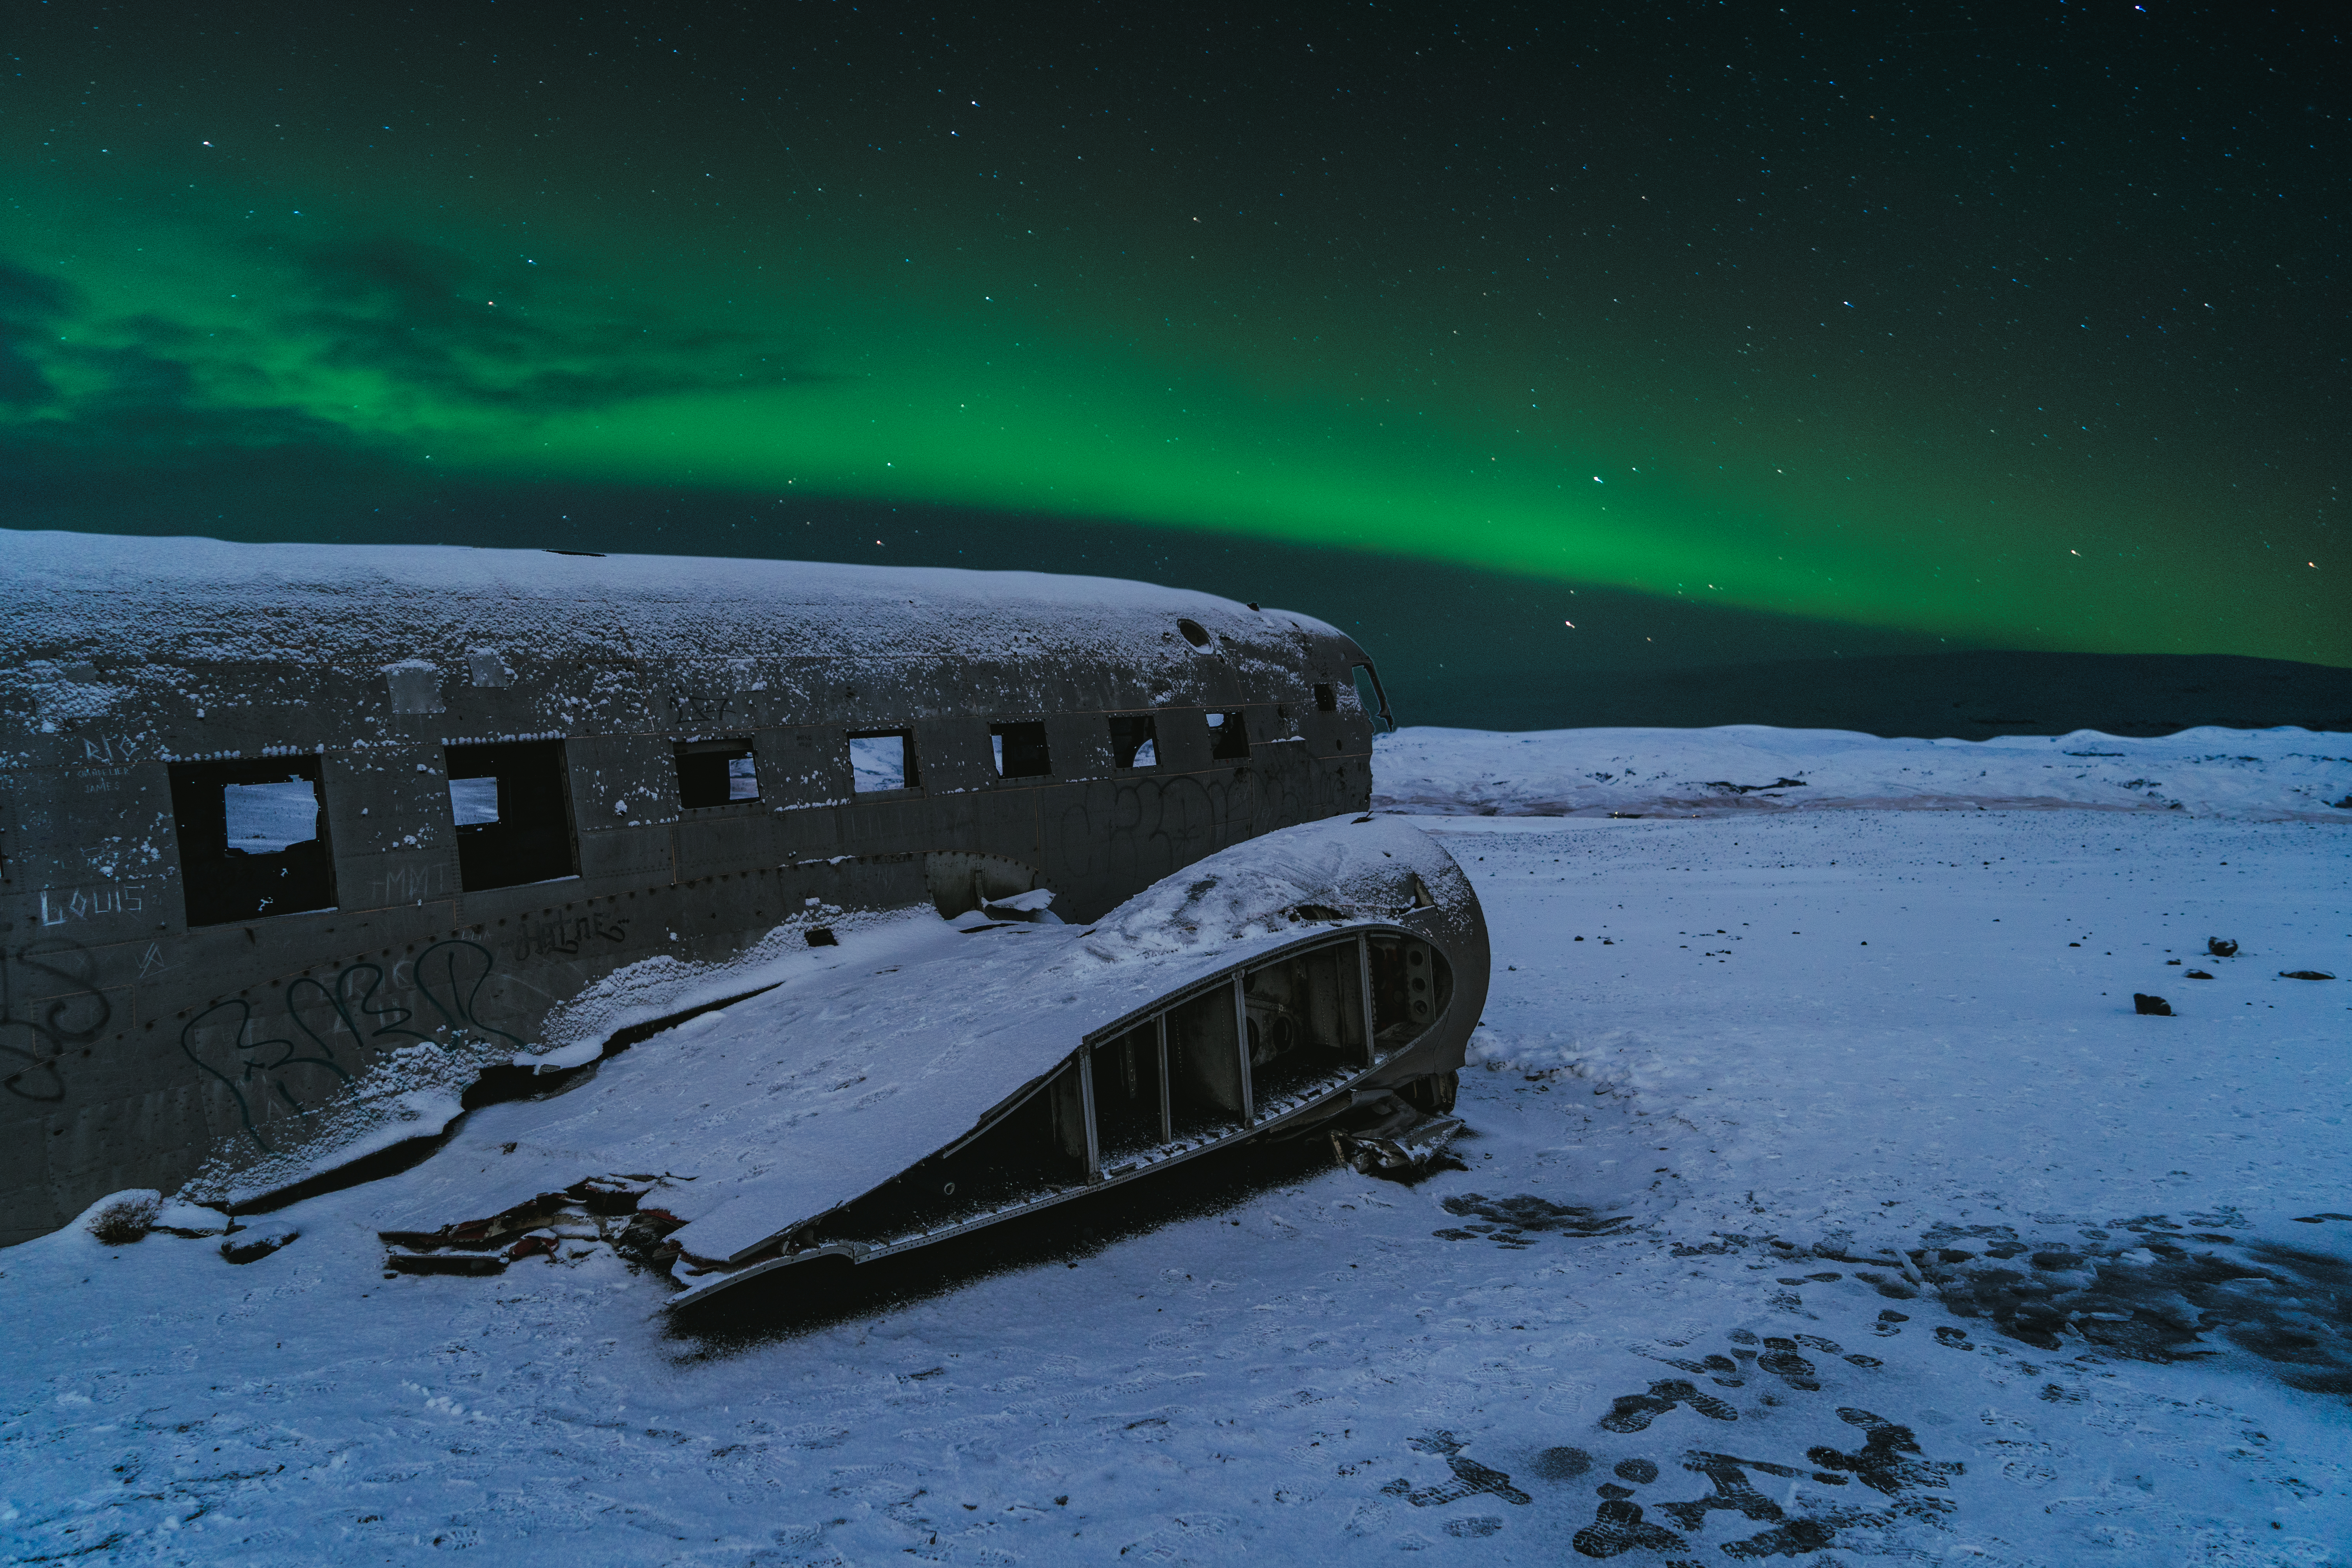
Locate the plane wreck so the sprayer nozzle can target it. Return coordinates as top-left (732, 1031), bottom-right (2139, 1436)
top-left (0, 530), bottom-right (1485, 1270)
top-left (378, 814), bottom-right (1486, 1307)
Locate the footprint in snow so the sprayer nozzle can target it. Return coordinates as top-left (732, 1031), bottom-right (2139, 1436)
top-left (1597, 1378), bottom-right (1739, 1432)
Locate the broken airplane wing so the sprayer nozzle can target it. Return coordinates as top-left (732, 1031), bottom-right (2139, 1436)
top-left (375, 815), bottom-right (1488, 1308)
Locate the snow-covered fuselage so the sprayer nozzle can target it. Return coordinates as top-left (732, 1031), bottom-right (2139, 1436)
top-left (0, 531), bottom-right (1466, 1252)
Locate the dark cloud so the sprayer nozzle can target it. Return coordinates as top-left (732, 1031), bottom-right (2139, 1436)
top-left (0, 262), bottom-right (354, 459)
top-left (0, 263), bottom-right (71, 322)
top-left (0, 225), bottom-right (826, 476)
top-left (0, 229), bottom-right (829, 511)
top-left (0, 262), bottom-right (73, 409)
top-left (280, 234), bottom-right (821, 412)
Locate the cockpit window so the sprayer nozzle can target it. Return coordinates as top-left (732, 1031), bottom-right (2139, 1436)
top-left (169, 757), bottom-right (336, 926)
top-left (1350, 662), bottom-right (1394, 731)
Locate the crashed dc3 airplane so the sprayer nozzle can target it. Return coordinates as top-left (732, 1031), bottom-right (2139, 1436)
top-left (0, 530), bottom-right (1488, 1304)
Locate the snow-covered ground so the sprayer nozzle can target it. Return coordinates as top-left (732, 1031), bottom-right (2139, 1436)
top-left (5, 728), bottom-right (2349, 1566)
top-left (1374, 723), bottom-right (2352, 821)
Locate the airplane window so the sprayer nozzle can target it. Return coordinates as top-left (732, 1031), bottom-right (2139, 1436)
top-left (675, 737), bottom-right (759, 809)
top-left (167, 757), bottom-right (336, 926)
top-left (1314, 683), bottom-right (1338, 712)
top-left (990, 722), bottom-right (1052, 779)
top-left (1107, 713), bottom-right (1158, 769)
top-left (848, 730), bottom-right (917, 793)
top-left (444, 740), bottom-right (577, 892)
top-left (1207, 709), bottom-right (1250, 760)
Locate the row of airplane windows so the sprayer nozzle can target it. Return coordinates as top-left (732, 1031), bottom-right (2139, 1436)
top-left (160, 707), bottom-right (1269, 928)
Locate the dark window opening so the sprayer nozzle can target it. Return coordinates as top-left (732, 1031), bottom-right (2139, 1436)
top-left (1350, 662), bottom-right (1393, 731)
top-left (1107, 713), bottom-right (1158, 770)
top-left (1314, 683), bottom-right (1338, 713)
top-left (446, 740), bottom-right (577, 892)
top-left (1368, 934), bottom-right (1450, 1055)
top-left (675, 737), bottom-right (759, 809)
top-left (1245, 940), bottom-right (1368, 1107)
top-left (1176, 617), bottom-right (1213, 649)
top-left (1166, 982), bottom-right (1249, 1137)
top-left (990, 722), bottom-right (1052, 779)
top-left (1093, 1021), bottom-right (1168, 1163)
top-left (1207, 709), bottom-right (1250, 761)
top-left (169, 757), bottom-right (336, 927)
top-left (824, 1062), bottom-right (1089, 1244)
top-left (849, 730), bottom-right (918, 793)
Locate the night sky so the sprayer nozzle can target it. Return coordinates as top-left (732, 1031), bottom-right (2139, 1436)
top-left (5, 3), bottom-right (2343, 722)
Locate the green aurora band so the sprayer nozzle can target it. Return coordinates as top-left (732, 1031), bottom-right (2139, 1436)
top-left (4, 57), bottom-right (2339, 668)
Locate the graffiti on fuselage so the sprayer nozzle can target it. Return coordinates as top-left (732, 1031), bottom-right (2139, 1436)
top-left (179, 938), bottom-right (523, 1149)
top-left (508, 909), bottom-right (632, 963)
top-left (663, 674), bottom-right (746, 730)
top-left (37, 881), bottom-right (151, 927)
top-left (1054, 774), bottom-right (1250, 890)
top-left (0, 938), bottom-right (113, 1103)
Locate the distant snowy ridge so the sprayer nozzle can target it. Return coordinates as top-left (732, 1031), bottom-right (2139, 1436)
top-left (1374, 723), bottom-right (2352, 821)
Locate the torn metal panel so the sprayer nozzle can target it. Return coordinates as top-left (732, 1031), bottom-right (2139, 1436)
top-left (924, 850), bottom-right (1047, 919)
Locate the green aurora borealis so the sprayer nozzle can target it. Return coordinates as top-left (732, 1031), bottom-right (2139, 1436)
top-left (5, 3), bottom-right (2343, 689)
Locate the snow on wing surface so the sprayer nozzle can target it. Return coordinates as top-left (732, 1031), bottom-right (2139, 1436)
top-left (380, 816), bottom-right (1466, 1265)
